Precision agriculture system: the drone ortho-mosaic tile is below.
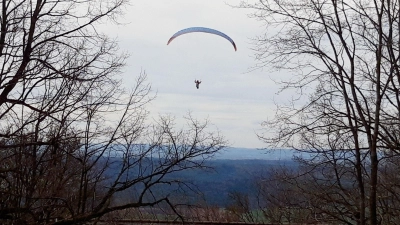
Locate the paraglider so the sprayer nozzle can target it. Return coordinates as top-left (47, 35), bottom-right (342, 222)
top-left (167, 27), bottom-right (237, 51)
top-left (195, 80), bottom-right (202, 89)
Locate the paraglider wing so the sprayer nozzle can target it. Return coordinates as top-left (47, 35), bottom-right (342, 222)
top-left (167, 27), bottom-right (237, 51)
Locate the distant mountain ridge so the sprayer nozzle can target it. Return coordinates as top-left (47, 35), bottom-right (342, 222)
top-left (108, 147), bottom-right (298, 207)
top-left (212, 147), bottom-right (295, 160)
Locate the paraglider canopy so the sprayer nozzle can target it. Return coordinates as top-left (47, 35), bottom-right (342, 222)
top-left (167, 27), bottom-right (237, 51)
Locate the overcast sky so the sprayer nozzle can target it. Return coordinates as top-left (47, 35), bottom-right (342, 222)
top-left (101, 1), bottom-right (284, 148)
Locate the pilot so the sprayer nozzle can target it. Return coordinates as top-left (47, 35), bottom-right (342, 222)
top-left (195, 80), bottom-right (202, 89)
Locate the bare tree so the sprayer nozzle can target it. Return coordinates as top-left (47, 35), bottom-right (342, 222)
top-left (0, 0), bottom-right (226, 224)
top-left (253, 167), bottom-right (317, 224)
top-left (240, 0), bottom-right (400, 224)
top-left (226, 191), bottom-right (255, 223)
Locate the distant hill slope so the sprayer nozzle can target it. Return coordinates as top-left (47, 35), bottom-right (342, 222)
top-left (212, 147), bottom-right (295, 160)
top-left (109, 147), bottom-right (298, 207)
top-left (171, 158), bottom-right (297, 207)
